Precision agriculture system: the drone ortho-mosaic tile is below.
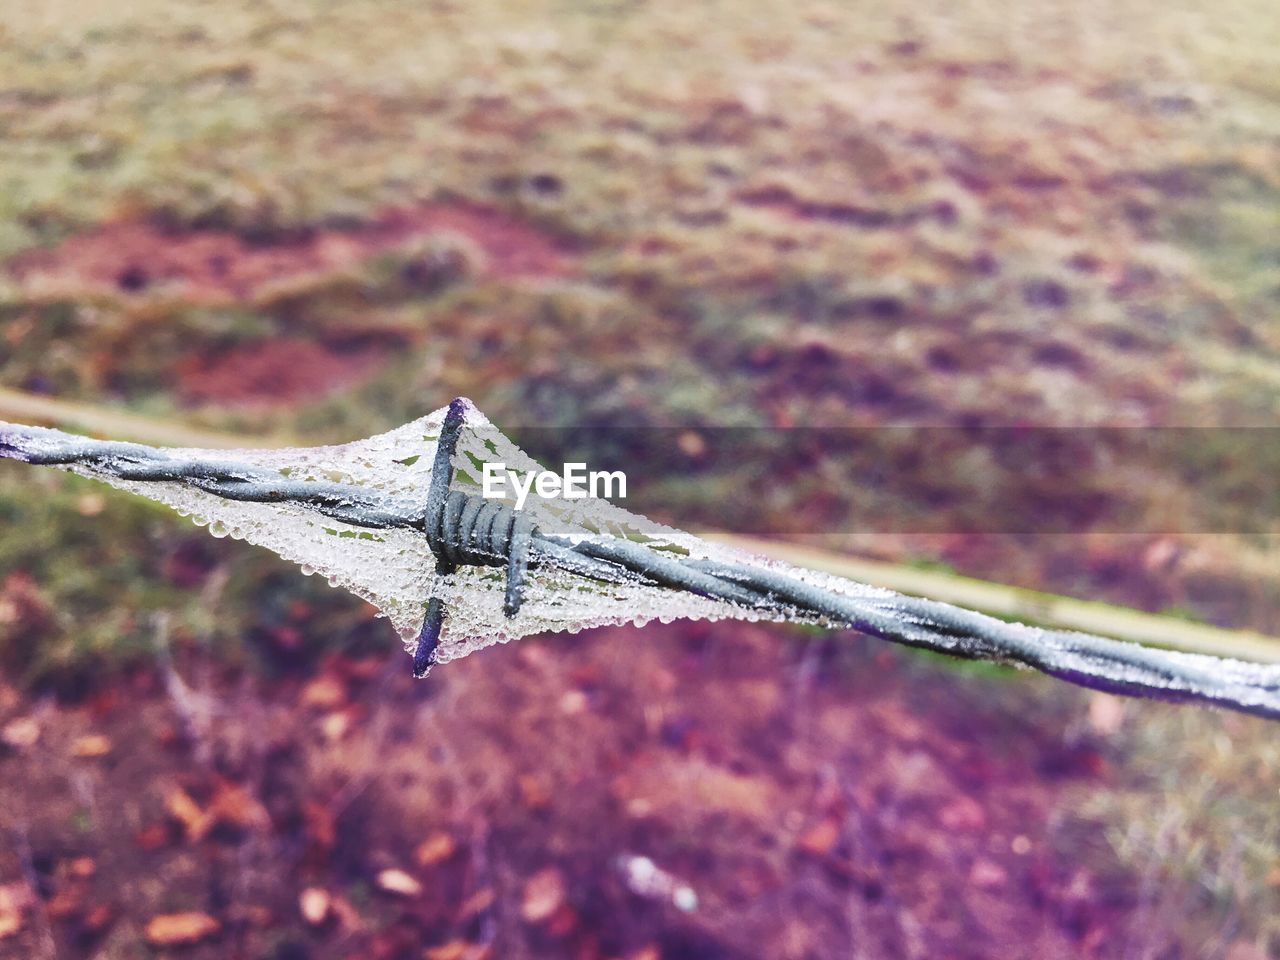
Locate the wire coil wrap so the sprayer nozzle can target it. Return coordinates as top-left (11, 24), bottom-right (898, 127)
top-left (431, 489), bottom-right (521, 568)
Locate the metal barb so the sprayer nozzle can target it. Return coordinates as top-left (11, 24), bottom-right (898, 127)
top-left (412, 398), bottom-right (537, 677)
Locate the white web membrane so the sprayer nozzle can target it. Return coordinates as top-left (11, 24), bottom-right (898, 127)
top-left (63, 402), bottom-right (894, 665)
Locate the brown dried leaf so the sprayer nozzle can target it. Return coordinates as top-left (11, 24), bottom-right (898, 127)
top-left (414, 832), bottom-right (458, 868)
top-left (375, 868), bottom-right (422, 897)
top-left (518, 774), bottom-right (551, 810)
top-left (1, 715), bottom-right (40, 749)
top-left (425, 939), bottom-right (470, 960)
top-left (1088, 693), bottom-right (1126, 736)
top-left (67, 857), bottom-right (97, 878)
top-left (0, 885), bottom-right (32, 913)
top-left (302, 800), bottom-right (336, 852)
top-left (298, 888), bottom-right (331, 926)
top-left (144, 911), bottom-right (220, 946)
top-left (613, 758), bottom-right (774, 820)
top-left (134, 823), bottom-right (170, 851)
top-left (76, 493), bottom-right (106, 516)
top-left (319, 710), bottom-right (352, 741)
top-left (328, 894), bottom-right (364, 932)
top-left (797, 818), bottom-right (840, 856)
top-left (459, 887), bottom-right (496, 919)
top-left (208, 778), bottom-right (270, 832)
top-left (71, 734), bottom-right (113, 758)
top-left (0, 883), bottom-right (33, 939)
top-left (166, 785), bottom-right (212, 841)
top-left (46, 888), bottom-right (85, 921)
top-left (81, 903), bottom-right (116, 935)
top-left (520, 867), bottom-right (566, 924)
top-left (300, 674), bottom-right (346, 710)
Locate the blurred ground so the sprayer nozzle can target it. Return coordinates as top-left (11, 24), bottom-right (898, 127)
top-left (1, 0), bottom-right (1279, 956)
top-left (2, 619), bottom-right (1276, 960)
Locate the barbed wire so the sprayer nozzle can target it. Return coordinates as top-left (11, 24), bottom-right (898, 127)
top-left (3, 403), bottom-right (1279, 721)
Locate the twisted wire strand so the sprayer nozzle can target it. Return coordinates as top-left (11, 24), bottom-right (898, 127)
top-left (3, 419), bottom-right (1280, 720)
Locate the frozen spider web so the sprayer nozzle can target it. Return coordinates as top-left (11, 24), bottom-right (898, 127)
top-left (59, 403), bottom-right (890, 665)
